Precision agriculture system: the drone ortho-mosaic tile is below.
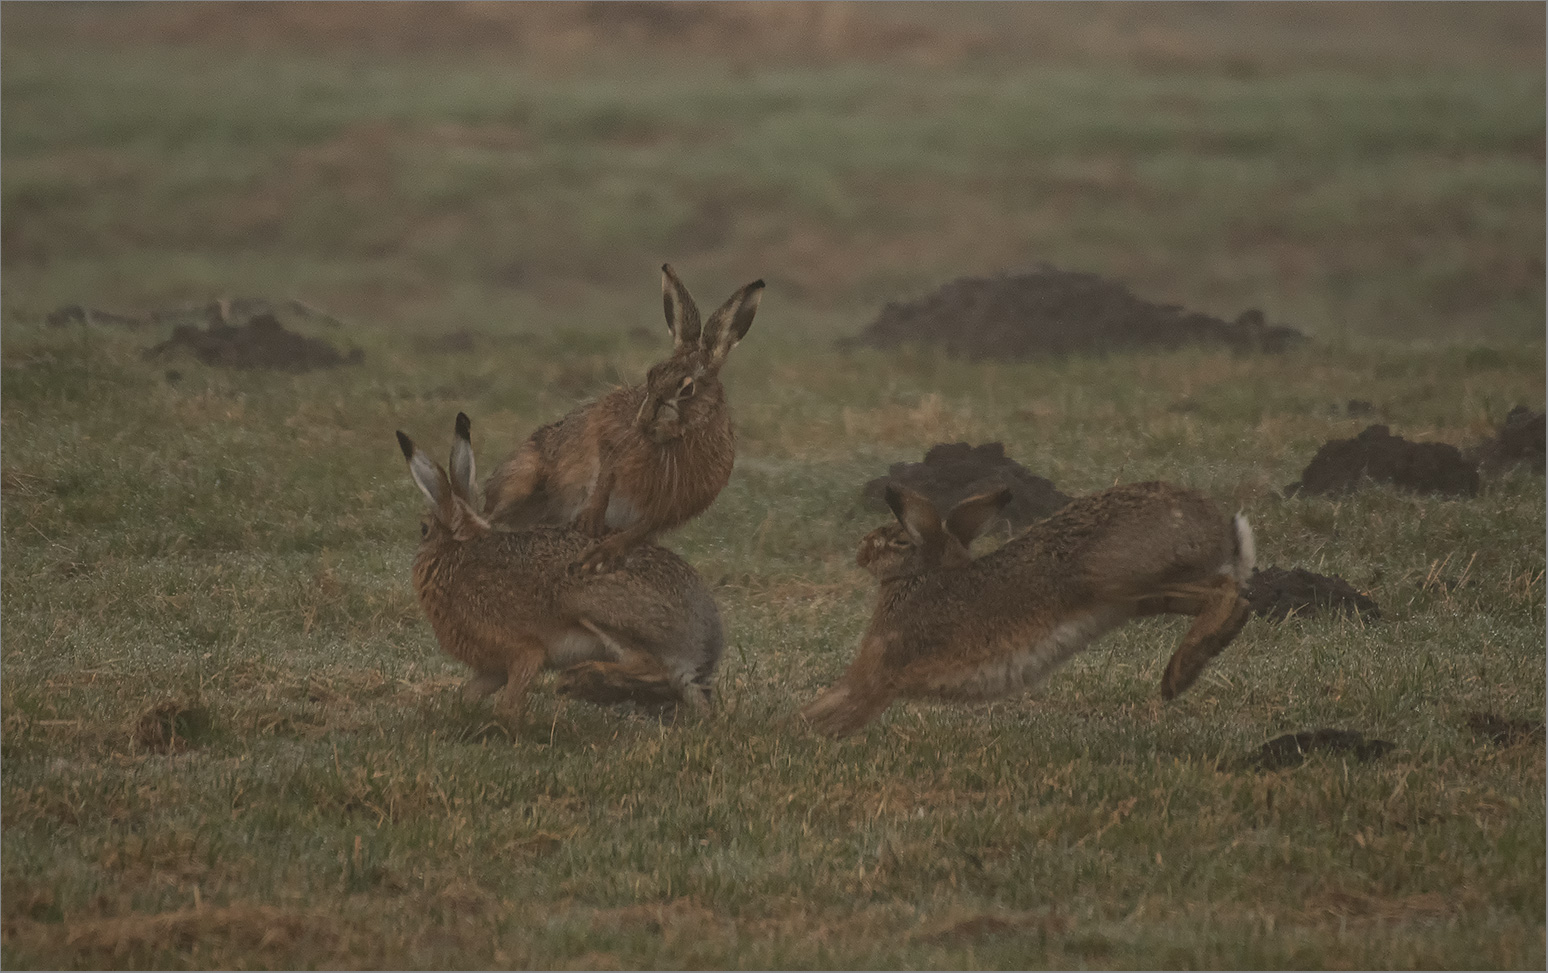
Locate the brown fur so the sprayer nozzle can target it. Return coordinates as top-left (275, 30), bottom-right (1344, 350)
top-left (803, 481), bottom-right (1255, 737)
top-left (399, 416), bottom-right (723, 724)
top-left (483, 264), bottom-right (763, 573)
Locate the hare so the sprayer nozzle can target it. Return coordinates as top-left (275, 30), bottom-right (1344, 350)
top-left (483, 264), bottom-right (764, 574)
top-left (398, 412), bottom-right (724, 722)
top-left (802, 481), bottom-right (1255, 737)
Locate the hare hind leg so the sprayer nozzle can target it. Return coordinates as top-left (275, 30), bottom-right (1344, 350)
top-left (556, 618), bottom-right (703, 711)
top-left (1152, 574), bottom-right (1251, 701)
top-left (555, 657), bottom-right (683, 708)
top-left (462, 670), bottom-right (507, 702)
top-left (801, 650), bottom-right (898, 737)
top-left (492, 644), bottom-right (547, 725)
top-left (800, 680), bottom-right (896, 737)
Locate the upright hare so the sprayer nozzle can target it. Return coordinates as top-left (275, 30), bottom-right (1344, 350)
top-left (803, 481), bottom-right (1255, 736)
top-left (399, 413), bottom-right (723, 722)
top-left (483, 265), bottom-right (764, 573)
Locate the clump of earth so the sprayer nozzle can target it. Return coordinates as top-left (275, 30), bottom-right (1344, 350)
top-left (1471, 406), bottom-right (1545, 474)
top-left (132, 698), bottom-right (215, 753)
top-left (1246, 729), bottom-right (1395, 771)
top-left (1244, 566), bottom-right (1381, 622)
top-left (144, 313), bottom-right (363, 372)
top-left (1285, 425), bottom-right (1479, 497)
top-left (49, 297), bottom-right (345, 331)
top-left (843, 265), bottom-right (1307, 360)
top-left (860, 442), bottom-right (1071, 536)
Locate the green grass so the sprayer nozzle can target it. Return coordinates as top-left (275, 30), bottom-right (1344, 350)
top-left (2, 4), bottom-right (1544, 968)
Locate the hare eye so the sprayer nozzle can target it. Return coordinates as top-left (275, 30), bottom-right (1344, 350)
top-left (420, 522), bottom-right (429, 538)
top-left (678, 377), bottom-right (695, 398)
top-left (889, 538), bottom-right (910, 549)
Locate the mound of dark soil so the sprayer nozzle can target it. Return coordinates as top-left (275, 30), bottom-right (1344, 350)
top-left (861, 442), bottom-right (1071, 535)
top-left (1285, 425), bottom-right (1479, 497)
top-left (1249, 729), bottom-right (1395, 771)
top-left (1472, 406), bottom-right (1545, 474)
top-left (49, 297), bottom-right (345, 330)
top-left (843, 266), bottom-right (1306, 361)
top-left (1245, 566), bottom-right (1381, 622)
top-left (1464, 712), bottom-right (1546, 748)
top-left (144, 313), bottom-right (363, 372)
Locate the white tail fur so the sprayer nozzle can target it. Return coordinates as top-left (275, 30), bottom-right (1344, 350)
top-left (1232, 513), bottom-right (1256, 582)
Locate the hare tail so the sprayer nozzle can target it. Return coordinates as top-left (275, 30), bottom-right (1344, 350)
top-left (1232, 513), bottom-right (1256, 582)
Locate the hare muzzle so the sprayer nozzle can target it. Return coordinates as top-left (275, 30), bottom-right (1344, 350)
top-left (855, 533), bottom-right (884, 570)
top-left (641, 399), bottom-right (682, 444)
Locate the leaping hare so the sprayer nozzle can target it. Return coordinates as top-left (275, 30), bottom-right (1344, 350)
top-left (398, 413), bottom-right (723, 722)
top-left (802, 481), bottom-right (1255, 737)
top-left (483, 264), bottom-right (764, 573)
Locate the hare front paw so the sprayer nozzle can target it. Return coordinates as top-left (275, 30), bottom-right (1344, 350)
top-left (572, 543), bottom-right (625, 576)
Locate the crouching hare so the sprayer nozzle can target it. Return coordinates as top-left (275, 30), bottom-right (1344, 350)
top-left (483, 264), bottom-right (764, 574)
top-left (398, 413), bottom-right (723, 722)
top-left (802, 481), bottom-right (1255, 737)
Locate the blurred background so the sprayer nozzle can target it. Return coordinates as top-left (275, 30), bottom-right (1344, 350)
top-left (3, 0), bottom-right (1544, 344)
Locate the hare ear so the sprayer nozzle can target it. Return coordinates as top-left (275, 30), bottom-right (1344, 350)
top-left (884, 483), bottom-right (945, 556)
top-left (448, 412), bottom-right (476, 504)
top-left (398, 430), bottom-right (452, 512)
top-left (702, 278), bottom-right (764, 367)
top-left (661, 264), bottom-right (702, 351)
top-left (944, 486), bottom-right (1012, 547)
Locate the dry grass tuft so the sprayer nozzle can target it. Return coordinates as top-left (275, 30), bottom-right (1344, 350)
top-left (917, 909), bottom-right (1070, 944)
top-left (842, 394), bottom-right (981, 448)
top-left (5, 904), bottom-right (342, 967)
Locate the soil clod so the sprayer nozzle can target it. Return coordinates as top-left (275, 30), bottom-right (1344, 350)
top-left (1472, 406), bottom-right (1545, 474)
top-left (1244, 565), bottom-right (1381, 622)
top-left (1249, 729), bottom-right (1395, 771)
top-left (1285, 424), bottom-right (1479, 497)
top-left (144, 313), bottom-right (363, 372)
top-left (861, 442), bottom-right (1071, 535)
top-left (843, 266), bottom-right (1307, 361)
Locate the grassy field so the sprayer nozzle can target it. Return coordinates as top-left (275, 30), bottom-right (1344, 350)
top-left (2, 3), bottom-right (1544, 968)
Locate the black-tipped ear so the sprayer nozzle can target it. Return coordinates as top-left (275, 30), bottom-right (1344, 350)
top-left (401, 434), bottom-right (450, 509)
top-left (661, 263), bottom-right (702, 350)
top-left (944, 486), bottom-right (1012, 547)
top-left (884, 483), bottom-right (945, 555)
top-left (449, 413), bottom-right (476, 504)
top-left (702, 278), bottom-right (764, 366)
